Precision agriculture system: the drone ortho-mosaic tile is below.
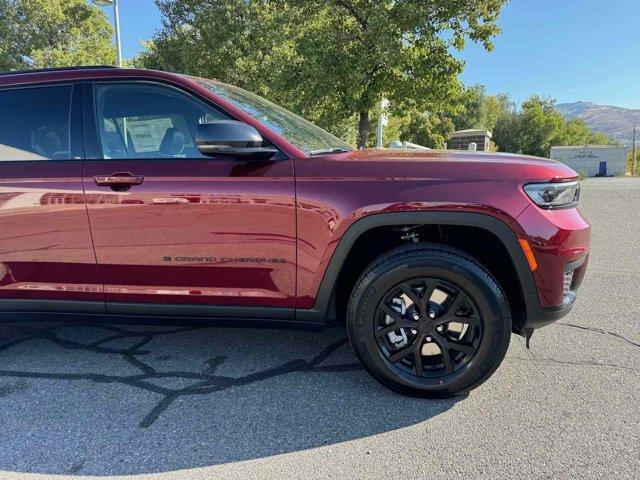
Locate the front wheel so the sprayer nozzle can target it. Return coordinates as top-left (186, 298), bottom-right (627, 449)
top-left (347, 243), bottom-right (511, 398)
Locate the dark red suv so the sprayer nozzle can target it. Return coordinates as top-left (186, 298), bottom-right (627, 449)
top-left (0, 67), bottom-right (590, 397)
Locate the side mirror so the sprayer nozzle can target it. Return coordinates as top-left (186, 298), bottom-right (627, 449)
top-left (196, 120), bottom-right (278, 161)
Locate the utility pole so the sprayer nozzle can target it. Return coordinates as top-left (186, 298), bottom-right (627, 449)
top-left (633, 127), bottom-right (638, 176)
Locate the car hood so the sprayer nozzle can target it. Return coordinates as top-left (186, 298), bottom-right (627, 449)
top-left (324, 148), bottom-right (578, 182)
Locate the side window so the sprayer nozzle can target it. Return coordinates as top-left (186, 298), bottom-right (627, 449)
top-left (0, 85), bottom-right (72, 161)
top-left (94, 83), bottom-right (228, 159)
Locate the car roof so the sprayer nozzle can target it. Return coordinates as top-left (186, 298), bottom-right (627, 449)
top-left (0, 65), bottom-right (118, 76)
top-left (0, 66), bottom-right (189, 88)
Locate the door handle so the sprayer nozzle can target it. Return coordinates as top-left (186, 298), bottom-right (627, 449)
top-left (94, 172), bottom-right (144, 190)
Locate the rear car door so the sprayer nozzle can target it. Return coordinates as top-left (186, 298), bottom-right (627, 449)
top-left (0, 83), bottom-right (104, 309)
top-left (81, 81), bottom-right (296, 316)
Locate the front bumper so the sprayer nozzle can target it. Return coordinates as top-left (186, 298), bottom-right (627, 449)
top-left (524, 293), bottom-right (574, 329)
top-left (513, 204), bottom-right (591, 330)
top-left (522, 254), bottom-right (588, 328)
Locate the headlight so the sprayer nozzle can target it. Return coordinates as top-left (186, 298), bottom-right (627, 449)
top-left (523, 181), bottom-right (580, 209)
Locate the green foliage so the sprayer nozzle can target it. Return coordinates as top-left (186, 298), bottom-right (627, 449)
top-left (138, 0), bottom-right (508, 147)
top-left (0, 0), bottom-right (116, 70)
top-left (137, 0), bottom-right (297, 98)
top-left (515, 96), bottom-right (565, 157)
top-left (450, 86), bottom-right (615, 156)
top-left (492, 96), bottom-right (616, 157)
top-left (280, 0), bottom-right (509, 147)
top-left (385, 110), bottom-right (454, 149)
top-left (453, 85), bottom-right (511, 132)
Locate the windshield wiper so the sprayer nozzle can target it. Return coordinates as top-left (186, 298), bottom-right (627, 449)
top-left (310, 147), bottom-right (353, 155)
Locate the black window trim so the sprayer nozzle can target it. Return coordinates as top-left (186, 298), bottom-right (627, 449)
top-left (0, 82), bottom-right (83, 162)
top-left (82, 78), bottom-right (287, 162)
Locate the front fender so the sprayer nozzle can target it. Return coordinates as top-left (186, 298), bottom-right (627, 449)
top-left (296, 211), bottom-right (537, 325)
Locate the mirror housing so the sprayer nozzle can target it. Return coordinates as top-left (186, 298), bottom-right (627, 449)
top-left (196, 120), bottom-right (278, 161)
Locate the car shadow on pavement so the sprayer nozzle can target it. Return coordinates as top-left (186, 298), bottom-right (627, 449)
top-left (0, 321), bottom-right (461, 476)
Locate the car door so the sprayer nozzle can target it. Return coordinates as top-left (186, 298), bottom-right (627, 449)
top-left (81, 81), bottom-right (296, 317)
top-left (0, 83), bottom-right (104, 309)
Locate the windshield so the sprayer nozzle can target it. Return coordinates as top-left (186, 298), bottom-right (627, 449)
top-left (196, 79), bottom-right (352, 156)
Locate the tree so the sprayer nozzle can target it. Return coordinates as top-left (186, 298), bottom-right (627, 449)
top-left (0, 0), bottom-right (116, 70)
top-left (453, 85), bottom-right (511, 132)
top-left (137, 1), bottom-right (297, 98)
top-left (138, 0), bottom-right (508, 146)
top-left (285, 0), bottom-right (507, 147)
top-left (492, 95), bottom-right (616, 157)
top-left (564, 118), bottom-right (611, 146)
top-left (385, 109), bottom-right (454, 149)
top-left (516, 96), bottom-right (566, 157)
top-left (452, 85), bottom-right (485, 131)
top-left (492, 111), bottom-right (521, 154)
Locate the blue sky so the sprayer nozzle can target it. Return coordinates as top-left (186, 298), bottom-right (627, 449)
top-left (99, 0), bottom-right (640, 108)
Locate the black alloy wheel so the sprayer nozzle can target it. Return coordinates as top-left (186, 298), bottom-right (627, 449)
top-left (375, 278), bottom-right (482, 378)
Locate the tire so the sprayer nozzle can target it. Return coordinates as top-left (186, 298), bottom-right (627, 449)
top-left (346, 243), bottom-right (511, 398)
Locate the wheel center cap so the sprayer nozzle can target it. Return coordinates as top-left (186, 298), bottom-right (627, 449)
top-left (422, 320), bottom-right (436, 332)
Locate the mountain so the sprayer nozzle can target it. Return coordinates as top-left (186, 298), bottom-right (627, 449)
top-left (556, 101), bottom-right (640, 145)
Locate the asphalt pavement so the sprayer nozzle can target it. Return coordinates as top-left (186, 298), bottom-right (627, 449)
top-left (0, 177), bottom-right (638, 479)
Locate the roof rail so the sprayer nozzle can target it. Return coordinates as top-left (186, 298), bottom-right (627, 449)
top-left (0, 65), bottom-right (118, 77)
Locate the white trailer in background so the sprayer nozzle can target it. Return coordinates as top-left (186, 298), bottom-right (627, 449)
top-left (550, 146), bottom-right (628, 177)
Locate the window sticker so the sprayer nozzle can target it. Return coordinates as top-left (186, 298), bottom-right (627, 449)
top-left (125, 117), bottom-right (174, 153)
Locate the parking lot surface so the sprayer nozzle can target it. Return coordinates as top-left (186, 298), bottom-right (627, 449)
top-left (0, 177), bottom-right (638, 479)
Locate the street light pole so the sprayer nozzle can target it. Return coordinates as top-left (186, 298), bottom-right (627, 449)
top-left (93, 0), bottom-right (123, 67)
top-left (377, 98), bottom-right (390, 148)
top-left (113, 0), bottom-right (123, 67)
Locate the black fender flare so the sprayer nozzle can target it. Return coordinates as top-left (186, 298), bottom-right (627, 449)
top-left (296, 211), bottom-right (538, 325)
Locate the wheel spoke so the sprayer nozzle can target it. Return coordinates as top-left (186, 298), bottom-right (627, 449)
top-left (376, 323), bottom-right (415, 338)
top-left (460, 314), bottom-right (481, 327)
top-left (436, 312), bottom-right (480, 327)
top-left (375, 324), bottom-right (398, 338)
top-left (379, 303), bottom-right (404, 324)
top-left (399, 282), bottom-right (423, 311)
top-left (413, 350), bottom-right (424, 376)
top-left (432, 332), bottom-right (476, 356)
top-left (422, 281), bottom-right (437, 307)
top-left (388, 344), bottom-right (414, 363)
top-left (378, 304), bottom-right (416, 330)
top-left (439, 290), bottom-right (476, 324)
top-left (445, 290), bottom-right (465, 316)
top-left (440, 343), bottom-right (454, 373)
